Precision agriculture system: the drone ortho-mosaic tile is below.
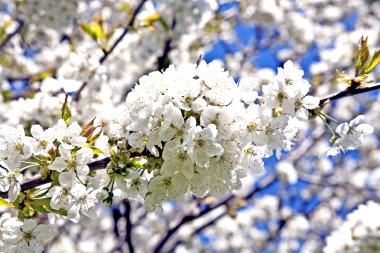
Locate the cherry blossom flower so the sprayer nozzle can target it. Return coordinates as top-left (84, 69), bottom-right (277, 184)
top-left (49, 145), bottom-right (92, 185)
top-left (0, 157), bottom-right (23, 202)
top-left (325, 115), bottom-right (374, 156)
top-left (0, 126), bottom-right (34, 160)
top-left (56, 120), bottom-right (87, 150)
top-left (8, 219), bottom-right (55, 253)
top-left (29, 124), bottom-right (56, 156)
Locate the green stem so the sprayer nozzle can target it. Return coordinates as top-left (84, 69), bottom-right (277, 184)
top-left (20, 164), bottom-right (39, 172)
top-left (21, 161), bottom-right (40, 166)
top-left (318, 115), bottom-right (336, 138)
top-left (320, 112), bottom-right (339, 124)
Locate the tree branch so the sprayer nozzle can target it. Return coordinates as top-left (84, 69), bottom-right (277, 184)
top-left (0, 19), bottom-right (24, 52)
top-left (99, 0), bottom-right (147, 65)
top-left (153, 195), bottom-right (234, 253)
top-left (153, 174), bottom-right (278, 253)
top-left (124, 201), bottom-right (134, 253)
top-left (0, 157), bottom-right (110, 199)
top-left (74, 0), bottom-right (147, 102)
top-left (156, 19), bottom-right (176, 70)
top-left (319, 82), bottom-right (380, 107)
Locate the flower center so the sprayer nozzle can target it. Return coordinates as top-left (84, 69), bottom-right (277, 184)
top-left (22, 231), bottom-right (35, 242)
top-left (276, 91), bottom-right (286, 103)
top-left (294, 99), bottom-right (303, 109)
top-left (62, 136), bottom-right (71, 143)
top-left (39, 139), bottom-right (48, 148)
top-left (247, 122), bottom-right (257, 132)
top-left (67, 160), bottom-right (77, 170)
top-left (196, 139), bottom-right (206, 147)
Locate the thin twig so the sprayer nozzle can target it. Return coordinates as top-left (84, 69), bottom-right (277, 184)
top-left (153, 195), bottom-right (234, 253)
top-left (74, 0), bottom-right (147, 102)
top-left (156, 19), bottom-right (176, 70)
top-left (124, 201), bottom-right (134, 253)
top-left (318, 82), bottom-right (380, 107)
top-left (153, 174), bottom-right (278, 253)
top-left (0, 157), bottom-right (110, 199)
top-left (0, 19), bottom-right (24, 51)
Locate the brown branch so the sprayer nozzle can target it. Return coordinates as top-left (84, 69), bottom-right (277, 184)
top-left (153, 174), bottom-right (278, 253)
top-left (73, 0), bottom-right (148, 102)
top-left (153, 195), bottom-right (234, 253)
top-left (98, 0), bottom-right (147, 65)
top-left (124, 201), bottom-right (134, 253)
top-left (0, 19), bottom-right (24, 52)
top-left (318, 82), bottom-right (380, 107)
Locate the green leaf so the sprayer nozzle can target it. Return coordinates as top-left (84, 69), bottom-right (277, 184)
top-left (30, 198), bottom-right (68, 216)
top-left (79, 20), bottom-right (105, 43)
top-left (30, 203), bottom-right (50, 213)
top-left (91, 20), bottom-right (105, 41)
top-left (363, 50), bottom-right (380, 74)
top-left (90, 146), bottom-right (105, 155)
top-left (0, 197), bottom-right (13, 207)
top-left (61, 94), bottom-right (72, 125)
top-left (18, 211), bottom-right (25, 221)
top-left (79, 22), bottom-right (98, 41)
top-left (355, 36), bottom-right (369, 76)
top-left (159, 17), bottom-right (170, 31)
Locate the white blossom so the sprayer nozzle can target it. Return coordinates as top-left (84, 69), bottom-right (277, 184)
top-left (0, 157), bottom-right (23, 202)
top-left (8, 219), bottom-right (55, 253)
top-left (55, 120), bottom-right (87, 150)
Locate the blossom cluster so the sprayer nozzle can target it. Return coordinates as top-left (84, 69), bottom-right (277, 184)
top-left (110, 60), bottom-right (321, 211)
top-left (0, 214), bottom-right (55, 253)
top-left (325, 115), bottom-right (374, 156)
top-left (0, 0), bottom-right (378, 252)
top-left (324, 201), bottom-right (380, 253)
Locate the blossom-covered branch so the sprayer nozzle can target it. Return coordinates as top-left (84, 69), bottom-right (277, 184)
top-left (0, 157), bottom-right (111, 199)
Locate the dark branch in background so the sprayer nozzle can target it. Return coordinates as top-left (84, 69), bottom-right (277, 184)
top-left (165, 177), bottom-right (278, 253)
top-left (120, 18), bottom-right (177, 103)
top-left (157, 19), bottom-right (176, 70)
top-left (0, 157), bottom-right (110, 199)
top-left (99, 0), bottom-right (147, 64)
top-left (0, 19), bottom-right (24, 52)
top-left (153, 175), bottom-right (278, 253)
top-left (153, 195), bottom-right (234, 253)
top-left (124, 201), bottom-right (134, 253)
top-left (166, 212), bottom-right (226, 253)
top-left (73, 0), bottom-right (148, 102)
top-left (319, 82), bottom-right (380, 107)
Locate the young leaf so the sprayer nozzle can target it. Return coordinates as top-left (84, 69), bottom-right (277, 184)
top-left (30, 203), bottom-right (50, 213)
top-left (31, 198), bottom-right (68, 216)
top-left (80, 117), bottom-right (96, 139)
top-left (61, 93), bottom-right (72, 125)
top-left (0, 197), bottom-right (14, 207)
top-left (90, 146), bottom-right (105, 155)
top-left (355, 36), bottom-right (369, 76)
top-left (79, 22), bottom-right (98, 41)
top-left (363, 50), bottom-right (380, 74)
top-left (91, 20), bottom-right (105, 41)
